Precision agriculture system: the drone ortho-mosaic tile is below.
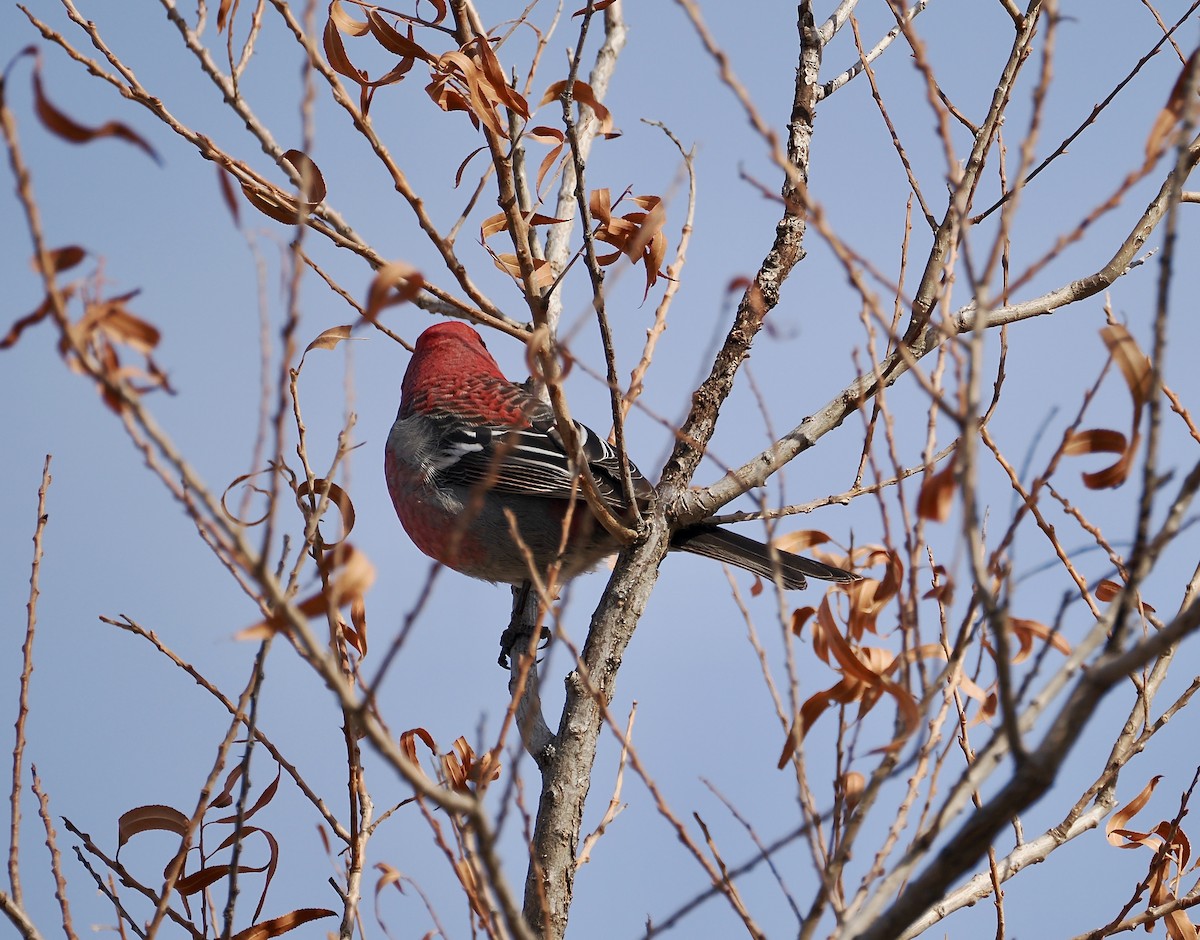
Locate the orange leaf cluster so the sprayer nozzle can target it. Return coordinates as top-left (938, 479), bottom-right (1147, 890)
top-left (479, 211), bottom-right (567, 289)
top-left (779, 549), bottom-right (1069, 767)
top-left (589, 189), bottom-right (670, 299)
top-left (115, 765), bottom-right (334, 937)
top-left (400, 728), bottom-right (502, 796)
top-left (239, 542), bottom-right (374, 656)
top-left (2, 242), bottom-right (171, 412)
top-left (1107, 776), bottom-right (1200, 940)
top-left (323, 2), bottom-right (426, 114)
top-left (426, 36), bottom-right (530, 136)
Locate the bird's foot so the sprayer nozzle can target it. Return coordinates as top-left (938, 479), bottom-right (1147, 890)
top-left (498, 620), bottom-right (550, 669)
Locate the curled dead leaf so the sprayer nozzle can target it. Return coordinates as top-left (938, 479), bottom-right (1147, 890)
top-left (426, 38), bottom-right (529, 136)
top-left (1095, 578), bottom-right (1156, 614)
top-left (297, 478), bottom-right (355, 546)
top-left (586, 190), bottom-right (671, 298)
top-left (1, 295), bottom-right (57, 350)
top-left (540, 79), bottom-right (616, 136)
top-left (221, 468), bottom-right (273, 527)
top-left (281, 149), bottom-right (326, 205)
top-left (364, 262), bottom-right (424, 323)
top-left (1063, 428), bottom-right (1137, 489)
top-left (1102, 324), bottom-right (1155, 408)
top-left (838, 771), bottom-right (866, 812)
top-left (916, 454), bottom-right (956, 522)
top-left (41, 245), bottom-right (87, 273)
top-left (442, 737), bottom-right (501, 793)
top-left (240, 185), bottom-right (304, 225)
top-left (238, 543), bottom-right (374, 640)
top-left (28, 51), bottom-right (158, 162)
top-left (230, 908), bottom-right (336, 940)
top-left (780, 596), bottom-right (919, 765)
top-left (324, 6), bottom-right (418, 114)
top-left (527, 125), bottom-right (566, 196)
top-left (1107, 775), bottom-right (1164, 847)
top-left (118, 804), bottom-right (190, 851)
top-left (1005, 617), bottom-right (1071, 664)
top-left (772, 530), bottom-right (835, 554)
top-left (299, 325), bottom-right (356, 367)
top-left (1146, 48), bottom-right (1200, 162)
top-left (216, 167), bottom-right (242, 226)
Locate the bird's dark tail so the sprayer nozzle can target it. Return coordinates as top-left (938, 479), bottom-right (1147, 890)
top-left (671, 525), bottom-right (857, 590)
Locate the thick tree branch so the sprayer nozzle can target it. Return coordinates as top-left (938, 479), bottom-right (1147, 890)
top-left (676, 136), bottom-right (1200, 524)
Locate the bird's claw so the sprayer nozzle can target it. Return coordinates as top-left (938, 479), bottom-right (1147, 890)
top-left (498, 622), bottom-right (550, 668)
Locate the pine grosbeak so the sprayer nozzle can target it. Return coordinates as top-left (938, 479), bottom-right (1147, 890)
top-left (385, 321), bottom-right (856, 592)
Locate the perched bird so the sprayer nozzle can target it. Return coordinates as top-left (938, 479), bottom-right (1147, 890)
top-left (385, 321), bottom-right (856, 606)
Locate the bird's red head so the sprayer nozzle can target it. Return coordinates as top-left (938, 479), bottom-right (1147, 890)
top-left (400, 321), bottom-right (511, 417)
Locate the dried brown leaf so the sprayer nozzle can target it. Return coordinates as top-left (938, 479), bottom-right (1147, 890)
top-left (366, 11), bottom-right (431, 62)
top-left (238, 544), bottom-right (374, 639)
top-left (31, 57), bottom-right (158, 162)
top-left (773, 530), bottom-right (834, 554)
top-left (539, 79), bottom-right (615, 136)
top-left (442, 737), bottom-right (501, 792)
top-left (211, 824), bottom-right (278, 920)
top-left (75, 296), bottom-right (160, 355)
top-left (528, 125), bottom-right (566, 195)
top-left (839, 771), bottom-right (865, 812)
top-left (1146, 49), bottom-right (1200, 161)
top-left (217, 0), bottom-right (237, 33)
top-left (220, 469), bottom-right (273, 527)
top-left (1102, 323), bottom-right (1155, 408)
top-left (488, 249), bottom-right (553, 288)
top-left (217, 167), bottom-right (242, 226)
top-left (400, 727), bottom-right (437, 778)
top-left (241, 185), bottom-right (303, 225)
top-left (230, 908), bottom-right (336, 940)
top-left (782, 597), bottom-right (919, 762)
top-left (1107, 775), bottom-right (1164, 846)
top-left (1, 295), bottom-right (55, 350)
top-left (281, 149), bottom-right (326, 205)
top-left (916, 456), bottom-right (956, 522)
top-left (467, 36), bottom-right (528, 118)
top-left (1064, 428), bottom-right (1138, 489)
top-left (571, 0), bottom-right (618, 14)
top-left (118, 804), bottom-right (190, 849)
top-left (42, 245), bottom-right (86, 273)
top-left (454, 145), bottom-right (488, 187)
top-left (364, 261), bottom-right (424, 322)
top-left (1095, 578), bottom-right (1157, 614)
top-left (1063, 428), bottom-right (1128, 456)
top-left (330, 0), bottom-right (370, 36)
top-left (347, 595), bottom-right (368, 657)
top-left (215, 765), bottom-right (281, 825)
top-left (297, 478), bottom-right (356, 546)
top-left (790, 605), bottom-right (817, 638)
top-left (480, 211), bottom-right (569, 240)
top-left (212, 765), bottom-right (245, 809)
top-left (300, 324), bottom-right (355, 365)
top-left (324, 13), bottom-right (365, 81)
top-left (1006, 617), bottom-right (1071, 665)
